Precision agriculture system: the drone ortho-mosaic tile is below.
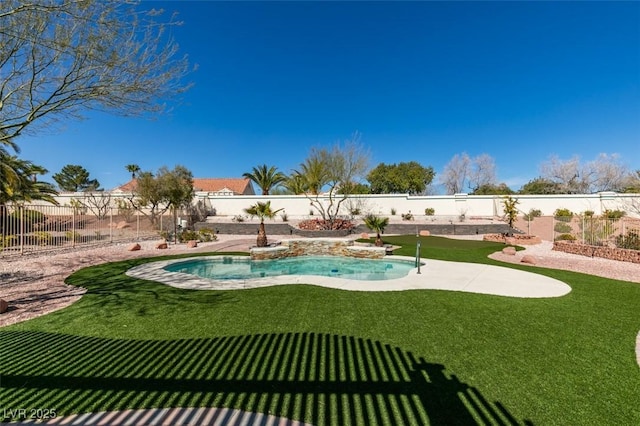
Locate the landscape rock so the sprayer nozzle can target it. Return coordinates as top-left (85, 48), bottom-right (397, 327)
top-left (521, 255), bottom-right (537, 265)
top-left (360, 233), bottom-right (369, 239)
top-left (502, 246), bottom-right (517, 256)
top-left (419, 230), bottom-right (430, 237)
top-left (128, 243), bottom-right (141, 251)
top-left (187, 240), bottom-right (198, 248)
top-left (155, 241), bottom-right (168, 250)
top-left (0, 299), bottom-right (8, 314)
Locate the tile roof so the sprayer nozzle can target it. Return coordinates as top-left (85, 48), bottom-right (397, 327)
top-left (114, 178), bottom-right (255, 195)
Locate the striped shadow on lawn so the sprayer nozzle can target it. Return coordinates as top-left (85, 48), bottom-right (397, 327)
top-left (1, 237), bottom-right (639, 425)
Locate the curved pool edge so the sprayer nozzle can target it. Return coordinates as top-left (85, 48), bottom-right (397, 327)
top-left (125, 255), bottom-right (571, 298)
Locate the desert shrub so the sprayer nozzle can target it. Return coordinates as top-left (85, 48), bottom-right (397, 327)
top-left (116, 198), bottom-right (135, 222)
top-left (582, 210), bottom-right (595, 218)
top-left (33, 231), bottom-right (52, 246)
top-left (424, 207), bottom-right (435, 216)
top-left (401, 212), bottom-right (414, 221)
top-left (65, 231), bottom-right (82, 242)
top-left (554, 208), bottom-right (573, 222)
top-left (523, 209), bottom-right (542, 221)
top-left (616, 230), bottom-right (640, 250)
top-left (179, 229), bottom-right (199, 243)
top-left (232, 214), bottom-right (245, 222)
top-left (8, 209), bottom-right (47, 233)
top-left (603, 209), bottom-right (626, 220)
top-left (555, 233), bottom-right (576, 241)
top-left (390, 208), bottom-right (396, 215)
top-left (280, 212), bottom-right (288, 222)
top-left (349, 207), bottom-right (361, 216)
top-left (198, 228), bottom-right (217, 242)
top-left (1, 235), bottom-right (17, 248)
top-left (554, 222), bottom-right (572, 233)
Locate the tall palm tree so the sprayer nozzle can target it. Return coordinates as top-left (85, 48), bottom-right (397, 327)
top-left (125, 164), bottom-right (141, 179)
top-left (363, 214), bottom-right (389, 247)
top-left (0, 152), bottom-right (58, 205)
top-left (244, 201), bottom-right (282, 247)
top-left (243, 164), bottom-right (287, 195)
top-left (294, 156), bottom-right (329, 195)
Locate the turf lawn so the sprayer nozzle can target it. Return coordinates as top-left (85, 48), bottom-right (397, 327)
top-left (1, 236), bottom-right (639, 424)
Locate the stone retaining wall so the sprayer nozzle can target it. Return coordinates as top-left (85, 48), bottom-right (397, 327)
top-left (553, 241), bottom-right (640, 264)
top-left (250, 238), bottom-right (386, 260)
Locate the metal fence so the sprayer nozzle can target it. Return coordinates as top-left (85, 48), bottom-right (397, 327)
top-left (0, 204), bottom-right (174, 257)
top-left (553, 215), bottom-right (640, 248)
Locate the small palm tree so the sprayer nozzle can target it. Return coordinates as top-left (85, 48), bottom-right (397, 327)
top-left (244, 201), bottom-right (283, 247)
top-left (125, 164), bottom-right (141, 179)
top-left (243, 164), bottom-right (287, 195)
top-left (363, 214), bottom-right (389, 247)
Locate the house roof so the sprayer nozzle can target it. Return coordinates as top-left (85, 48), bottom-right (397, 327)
top-left (114, 178), bottom-right (254, 195)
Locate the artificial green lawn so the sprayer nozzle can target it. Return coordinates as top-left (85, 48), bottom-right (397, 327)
top-left (1, 236), bottom-right (639, 424)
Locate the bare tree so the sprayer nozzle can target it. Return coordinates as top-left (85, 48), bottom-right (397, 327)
top-left (468, 153), bottom-right (497, 192)
top-left (440, 153), bottom-right (471, 194)
top-left (586, 154), bottom-right (631, 192)
top-left (82, 192), bottom-right (112, 220)
top-left (539, 155), bottom-right (590, 194)
top-left (0, 0), bottom-right (192, 146)
top-left (295, 133), bottom-right (370, 229)
top-left (540, 154), bottom-right (631, 193)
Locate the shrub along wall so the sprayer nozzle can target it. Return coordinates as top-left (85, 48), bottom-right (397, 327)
top-left (553, 241), bottom-right (640, 264)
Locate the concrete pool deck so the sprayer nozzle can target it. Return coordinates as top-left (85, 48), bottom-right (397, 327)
top-left (126, 255), bottom-right (571, 298)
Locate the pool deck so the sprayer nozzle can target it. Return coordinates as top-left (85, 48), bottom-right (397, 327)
top-left (126, 255), bottom-right (571, 298)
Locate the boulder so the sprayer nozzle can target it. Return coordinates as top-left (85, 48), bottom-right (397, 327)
top-left (419, 230), bottom-right (430, 237)
top-left (360, 233), bottom-right (369, 239)
top-left (155, 241), bottom-right (168, 250)
top-left (187, 240), bottom-right (198, 248)
top-left (502, 246), bottom-right (517, 256)
top-left (128, 243), bottom-right (141, 251)
top-left (521, 255), bottom-right (537, 265)
top-left (0, 299), bottom-right (8, 314)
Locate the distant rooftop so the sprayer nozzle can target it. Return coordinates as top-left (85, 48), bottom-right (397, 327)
top-left (114, 178), bottom-right (255, 195)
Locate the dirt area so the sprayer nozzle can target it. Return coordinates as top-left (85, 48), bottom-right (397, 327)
top-left (1, 234), bottom-right (639, 328)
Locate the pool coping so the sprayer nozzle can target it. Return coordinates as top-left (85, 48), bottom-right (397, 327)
top-left (125, 255), bottom-right (571, 298)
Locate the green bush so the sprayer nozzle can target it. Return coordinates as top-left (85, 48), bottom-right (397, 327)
top-left (179, 230), bottom-right (199, 243)
top-left (33, 231), bottom-right (52, 246)
top-left (65, 231), bottom-right (82, 242)
top-left (616, 230), bottom-right (640, 250)
top-left (554, 208), bottom-right (574, 222)
top-left (197, 228), bottom-right (218, 242)
top-left (554, 222), bottom-right (572, 233)
top-left (390, 208), bottom-right (396, 216)
top-left (603, 209), bottom-right (626, 220)
top-left (582, 210), bottom-right (595, 218)
top-left (555, 233), bottom-right (576, 241)
top-left (424, 208), bottom-right (435, 216)
top-left (1, 235), bottom-right (17, 248)
top-left (523, 209), bottom-right (542, 221)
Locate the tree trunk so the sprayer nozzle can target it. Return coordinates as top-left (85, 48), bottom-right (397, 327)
top-left (375, 232), bottom-right (383, 247)
top-left (257, 222), bottom-right (268, 247)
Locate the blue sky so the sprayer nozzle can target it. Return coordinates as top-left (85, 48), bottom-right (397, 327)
top-left (17, 1), bottom-right (640, 192)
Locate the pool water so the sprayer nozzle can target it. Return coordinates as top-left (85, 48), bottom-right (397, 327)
top-left (165, 256), bottom-right (415, 281)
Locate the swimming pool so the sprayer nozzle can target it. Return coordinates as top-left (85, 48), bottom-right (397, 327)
top-left (164, 255), bottom-right (416, 281)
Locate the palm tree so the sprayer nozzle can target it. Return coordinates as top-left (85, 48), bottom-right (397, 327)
top-left (125, 164), bottom-right (141, 179)
top-left (244, 201), bottom-right (283, 247)
top-left (243, 164), bottom-right (287, 195)
top-left (363, 214), bottom-right (389, 247)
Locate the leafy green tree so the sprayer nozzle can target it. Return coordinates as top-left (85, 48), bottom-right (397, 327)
top-left (471, 183), bottom-right (514, 195)
top-left (53, 164), bottom-right (100, 192)
top-left (363, 214), bottom-right (389, 247)
top-left (244, 201), bottom-right (283, 247)
top-left (367, 161), bottom-right (435, 195)
top-left (0, 0), bottom-right (191, 147)
top-left (126, 165), bottom-right (194, 230)
top-left (280, 174), bottom-right (307, 195)
top-left (243, 164), bottom-right (287, 195)
top-left (125, 164), bottom-right (141, 179)
top-left (518, 177), bottom-right (564, 194)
